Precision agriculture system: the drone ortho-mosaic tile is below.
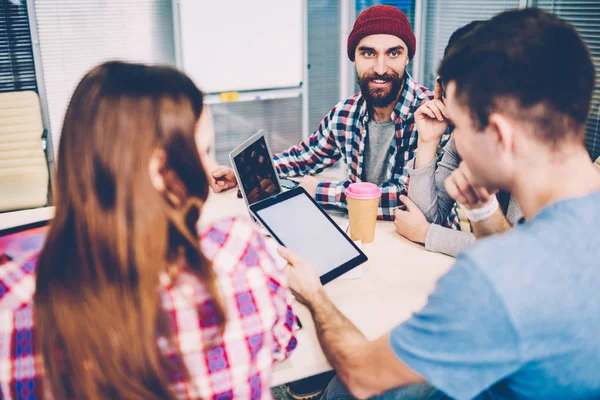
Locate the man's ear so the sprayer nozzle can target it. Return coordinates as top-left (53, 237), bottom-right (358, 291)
top-left (488, 113), bottom-right (515, 155)
top-left (149, 149), bottom-right (167, 193)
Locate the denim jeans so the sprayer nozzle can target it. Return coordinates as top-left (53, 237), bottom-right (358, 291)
top-left (321, 376), bottom-right (446, 400)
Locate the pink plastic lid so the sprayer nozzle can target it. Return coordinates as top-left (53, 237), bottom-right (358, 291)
top-left (345, 182), bottom-right (382, 200)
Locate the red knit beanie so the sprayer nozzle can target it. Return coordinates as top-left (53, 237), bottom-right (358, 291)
top-left (347, 5), bottom-right (416, 61)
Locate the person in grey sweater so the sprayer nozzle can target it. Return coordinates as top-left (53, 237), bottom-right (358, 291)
top-left (393, 21), bottom-right (523, 257)
top-left (399, 136), bottom-right (523, 257)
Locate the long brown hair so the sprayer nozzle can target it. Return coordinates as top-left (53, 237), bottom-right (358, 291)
top-left (35, 61), bottom-right (225, 399)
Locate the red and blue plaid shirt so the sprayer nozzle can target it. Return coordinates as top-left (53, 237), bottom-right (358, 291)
top-left (0, 217), bottom-right (296, 399)
top-left (273, 74), bottom-right (453, 222)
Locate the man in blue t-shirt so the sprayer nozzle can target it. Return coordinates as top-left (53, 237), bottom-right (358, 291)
top-left (278, 8), bottom-right (600, 400)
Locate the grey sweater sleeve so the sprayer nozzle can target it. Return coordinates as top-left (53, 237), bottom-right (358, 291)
top-left (425, 224), bottom-right (475, 258)
top-left (407, 137), bottom-right (475, 257)
top-left (425, 197), bottom-right (523, 258)
top-left (406, 157), bottom-right (438, 222)
top-left (407, 137), bottom-right (460, 225)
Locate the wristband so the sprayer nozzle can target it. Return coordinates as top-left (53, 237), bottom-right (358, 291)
top-left (460, 196), bottom-right (499, 222)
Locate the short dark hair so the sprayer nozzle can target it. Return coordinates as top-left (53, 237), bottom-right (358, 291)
top-left (439, 8), bottom-right (595, 145)
top-left (444, 20), bottom-right (485, 58)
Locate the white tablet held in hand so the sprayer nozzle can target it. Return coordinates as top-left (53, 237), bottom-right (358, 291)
top-left (249, 187), bottom-right (367, 284)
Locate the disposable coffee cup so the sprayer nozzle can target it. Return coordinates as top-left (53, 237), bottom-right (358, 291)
top-left (345, 182), bottom-right (381, 244)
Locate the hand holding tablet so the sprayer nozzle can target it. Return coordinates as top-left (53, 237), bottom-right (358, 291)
top-left (250, 187), bottom-right (367, 284)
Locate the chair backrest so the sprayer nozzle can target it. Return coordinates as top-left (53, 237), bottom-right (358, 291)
top-left (0, 91), bottom-right (49, 212)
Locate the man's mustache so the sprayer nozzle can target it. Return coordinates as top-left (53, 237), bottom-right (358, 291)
top-left (363, 73), bottom-right (400, 82)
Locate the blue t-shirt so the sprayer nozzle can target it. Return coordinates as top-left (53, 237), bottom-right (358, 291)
top-left (390, 191), bottom-right (600, 400)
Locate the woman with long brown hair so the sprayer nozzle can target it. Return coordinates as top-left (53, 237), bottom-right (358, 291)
top-left (0, 61), bottom-right (296, 399)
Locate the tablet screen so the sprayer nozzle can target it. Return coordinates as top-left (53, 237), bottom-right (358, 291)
top-left (252, 189), bottom-right (364, 281)
top-left (232, 135), bottom-right (280, 205)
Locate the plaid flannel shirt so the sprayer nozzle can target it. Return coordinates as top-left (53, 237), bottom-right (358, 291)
top-left (0, 217), bottom-right (296, 400)
top-left (273, 73), bottom-right (452, 221)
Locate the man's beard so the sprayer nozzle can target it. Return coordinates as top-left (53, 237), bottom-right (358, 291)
top-left (358, 72), bottom-right (404, 108)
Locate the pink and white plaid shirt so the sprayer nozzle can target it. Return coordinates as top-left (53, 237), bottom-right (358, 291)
top-left (0, 217), bottom-right (297, 399)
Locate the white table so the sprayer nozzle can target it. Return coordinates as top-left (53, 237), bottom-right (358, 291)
top-left (201, 189), bottom-right (454, 386)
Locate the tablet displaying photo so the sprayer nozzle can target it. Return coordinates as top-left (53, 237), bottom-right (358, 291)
top-left (249, 187), bottom-right (367, 284)
top-left (229, 130), bottom-right (281, 208)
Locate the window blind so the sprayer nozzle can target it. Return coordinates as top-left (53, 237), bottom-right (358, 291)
top-left (31, 0), bottom-right (176, 155)
top-left (211, 97), bottom-right (303, 165)
top-left (0, 0), bottom-right (37, 93)
top-left (307, 0), bottom-right (341, 132)
top-left (423, 0), bottom-right (520, 90)
top-left (211, 0), bottom-right (343, 165)
top-left (532, 0), bottom-right (600, 160)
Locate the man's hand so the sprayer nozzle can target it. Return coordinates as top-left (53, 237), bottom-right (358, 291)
top-left (277, 246), bottom-right (324, 307)
top-left (393, 195), bottom-right (430, 244)
top-left (210, 166), bottom-right (237, 193)
top-left (415, 79), bottom-right (449, 145)
top-left (299, 175), bottom-right (321, 199)
top-left (278, 249), bottom-right (425, 400)
top-left (444, 162), bottom-right (495, 210)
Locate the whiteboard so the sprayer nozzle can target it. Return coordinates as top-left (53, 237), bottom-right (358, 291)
top-left (178, 0), bottom-right (304, 94)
